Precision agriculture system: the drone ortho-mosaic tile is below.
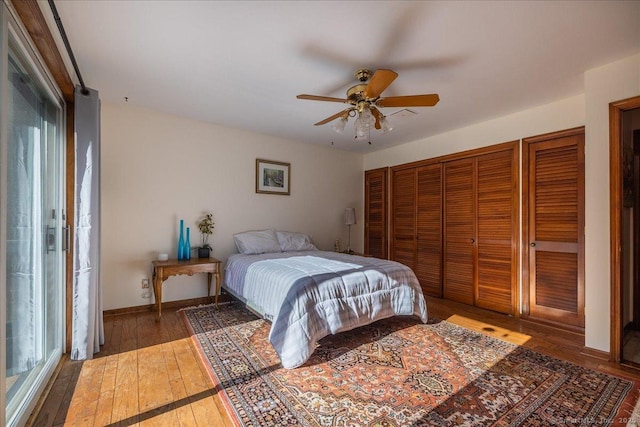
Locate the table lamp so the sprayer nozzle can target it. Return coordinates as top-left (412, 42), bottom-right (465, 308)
top-left (344, 208), bottom-right (356, 254)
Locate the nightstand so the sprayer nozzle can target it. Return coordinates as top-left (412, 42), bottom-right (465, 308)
top-left (151, 257), bottom-right (222, 320)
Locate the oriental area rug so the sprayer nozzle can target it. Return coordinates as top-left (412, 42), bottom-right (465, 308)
top-left (181, 303), bottom-right (640, 426)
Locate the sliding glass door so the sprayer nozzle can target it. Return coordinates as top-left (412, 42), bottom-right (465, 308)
top-left (1, 5), bottom-right (66, 426)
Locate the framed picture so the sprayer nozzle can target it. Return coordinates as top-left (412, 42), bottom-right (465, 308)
top-left (256, 159), bottom-right (290, 195)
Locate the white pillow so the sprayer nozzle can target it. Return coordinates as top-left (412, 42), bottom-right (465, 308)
top-left (234, 229), bottom-right (282, 255)
top-left (276, 231), bottom-right (317, 252)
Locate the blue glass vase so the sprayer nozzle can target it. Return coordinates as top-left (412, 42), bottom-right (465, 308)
top-left (185, 227), bottom-right (191, 260)
top-left (177, 219), bottom-right (184, 260)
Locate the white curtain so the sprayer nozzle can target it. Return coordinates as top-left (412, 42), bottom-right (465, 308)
top-left (6, 134), bottom-right (41, 375)
top-left (6, 63), bottom-right (44, 376)
top-left (71, 86), bottom-right (103, 360)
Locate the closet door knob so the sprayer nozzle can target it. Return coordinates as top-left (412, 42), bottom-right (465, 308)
top-left (531, 242), bottom-right (536, 247)
top-left (470, 238), bottom-right (475, 243)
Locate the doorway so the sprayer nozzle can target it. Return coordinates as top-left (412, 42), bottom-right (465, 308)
top-left (610, 96), bottom-right (640, 365)
top-left (622, 126), bottom-right (640, 364)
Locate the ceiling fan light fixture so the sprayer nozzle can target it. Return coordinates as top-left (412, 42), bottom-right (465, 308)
top-left (297, 68), bottom-right (439, 144)
top-left (354, 117), bottom-right (368, 140)
top-left (359, 104), bottom-right (374, 126)
top-left (332, 115), bottom-right (348, 134)
top-left (380, 115), bottom-right (393, 134)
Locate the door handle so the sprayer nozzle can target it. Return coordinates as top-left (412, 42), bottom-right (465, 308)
top-left (530, 242), bottom-right (536, 247)
top-left (62, 225), bottom-right (70, 252)
top-left (46, 226), bottom-right (56, 254)
top-left (470, 238), bottom-right (475, 244)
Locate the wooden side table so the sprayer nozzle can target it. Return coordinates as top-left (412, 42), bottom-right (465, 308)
top-left (151, 257), bottom-right (222, 320)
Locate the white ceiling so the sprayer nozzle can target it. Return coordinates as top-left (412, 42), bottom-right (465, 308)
top-left (44, 1), bottom-right (640, 153)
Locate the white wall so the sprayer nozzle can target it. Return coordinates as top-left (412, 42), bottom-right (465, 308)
top-left (584, 53), bottom-right (640, 351)
top-left (101, 102), bottom-right (364, 310)
top-left (364, 94), bottom-right (585, 170)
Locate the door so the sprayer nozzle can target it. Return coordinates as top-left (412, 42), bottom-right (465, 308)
top-left (390, 168), bottom-right (416, 268)
top-left (364, 168), bottom-right (388, 258)
top-left (390, 163), bottom-right (443, 297)
top-left (443, 158), bottom-right (476, 305)
top-left (390, 143), bottom-right (517, 309)
top-left (415, 163), bottom-right (442, 297)
top-left (2, 24), bottom-right (65, 426)
top-left (523, 128), bottom-right (585, 329)
top-left (476, 148), bottom-right (518, 314)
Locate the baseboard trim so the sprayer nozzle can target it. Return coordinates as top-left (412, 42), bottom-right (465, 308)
top-left (520, 316), bottom-right (585, 336)
top-left (103, 295), bottom-right (232, 317)
top-left (580, 346), bottom-right (610, 361)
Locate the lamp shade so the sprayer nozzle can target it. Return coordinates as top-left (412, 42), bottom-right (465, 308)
top-left (380, 115), bottom-right (393, 134)
top-left (332, 116), bottom-right (348, 134)
top-left (344, 208), bottom-right (356, 225)
top-left (354, 117), bottom-right (367, 140)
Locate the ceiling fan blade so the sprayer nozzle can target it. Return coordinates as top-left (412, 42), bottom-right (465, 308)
top-left (376, 94), bottom-right (440, 108)
top-left (314, 108), bottom-right (353, 126)
top-left (364, 69), bottom-right (398, 99)
top-left (370, 107), bottom-right (382, 130)
top-left (297, 94), bottom-right (349, 103)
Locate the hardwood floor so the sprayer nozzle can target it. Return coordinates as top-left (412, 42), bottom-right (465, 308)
top-left (29, 306), bottom-right (233, 427)
top-left (29, 297), bottom-right (640, 426)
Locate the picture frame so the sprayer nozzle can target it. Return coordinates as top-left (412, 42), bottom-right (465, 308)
top-left (256, 159), bottom-right (290, 195)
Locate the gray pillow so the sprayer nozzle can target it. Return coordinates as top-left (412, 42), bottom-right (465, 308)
top-left (233, 229), bottom-right (282, 255)
top-left (276, 231), bottom-right (317, 252)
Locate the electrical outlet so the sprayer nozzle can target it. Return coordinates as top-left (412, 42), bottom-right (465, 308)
top-left (141, 290), bottom-right (151, 299)
top-left (141, 278), bottom-right (149, 289)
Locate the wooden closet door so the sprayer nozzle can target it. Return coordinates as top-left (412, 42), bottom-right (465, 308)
top-left (443, 158), bottom-right (476, 305)
top-left (391, 168), bottom-right (416, 269)
top-left (476, 148), bottom-right (518, 314)
top-left (524, 128), bottom-right (585, 329)
top-left (416, 164), bottom-right (442, 297)
top-left (364, 168), bottom-right (388, 259)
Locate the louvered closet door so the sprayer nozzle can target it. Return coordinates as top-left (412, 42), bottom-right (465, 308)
top-left (476, 148), bottom-right (517, 314)
top-left (525, 129), bottom-right (585, 328)
top-left (365, 168), bottom-right (388, 258)
top-left (391, 168), bottom-right (416, 268)
top-left (416, 164), bottom-right (442, 297)
top-left (444, 158), bottom-right (476, 305)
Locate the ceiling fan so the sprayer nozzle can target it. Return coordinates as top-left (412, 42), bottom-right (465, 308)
top-left (297, 68), bottom-right (439, 142)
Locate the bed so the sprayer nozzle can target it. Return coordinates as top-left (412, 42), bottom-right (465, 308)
top-left (223, 229), bottom-right (428, 369)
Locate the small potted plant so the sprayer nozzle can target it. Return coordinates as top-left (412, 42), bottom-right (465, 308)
top-left (196, 212), bottom-right (214, 258)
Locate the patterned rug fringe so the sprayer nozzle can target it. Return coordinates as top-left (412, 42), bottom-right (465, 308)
top-left (177, 301), bottom-right (231, 312)
top-left (628, 397), bottom-right (640, 426)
